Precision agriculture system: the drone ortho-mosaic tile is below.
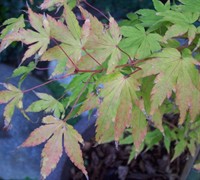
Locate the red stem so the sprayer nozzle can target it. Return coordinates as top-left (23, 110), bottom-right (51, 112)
top-left (116, 45), bottom-right (133, 62)
top-left (82, 47), bottom-right (103, 67)
top-left (22, 72), bottom-right (75, 93)
top-left (22, 79), bottom-right (55, 93)
top-left (52, 38), bottom-right (79, 71)
top-left (35, 67), bottom-right (54, 71)
top-left (82, 0), bottom-right (109, 21)
top-left (126, 67), bottom-right (142, 77)
top-left (64, 73), bottom-right (95, 121)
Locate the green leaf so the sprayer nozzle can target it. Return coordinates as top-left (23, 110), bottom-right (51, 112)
top-left (78, 93), bottom-right (100, 115)
top-left (178, 0), bottom-right (200, 13)
top-left (131, 100), bottom-right (148, 152)
top-left (96, 72), bottom-right (140, 143)
top-left (2, 8), bottom-right (50, 62)
top-left (12, 62), bottom-right (36, 87)
top-left (157, 10), bottom-right (199, 44)
top-left (187, 140), bottom-right (196, 157)
top-left (0, 15), bottom-right (25, 51)
top-left (26, 92), bottom-right (65, 118)
top-left (140, 48), bottom-right (200, 124)
top-left (171, 140), bottom-right (187, 162)
top-left (64, 4), bottom-right (81, 41)
top-left (136, 9), bottom-right (162, 29)
top-left (163, 126), bottom-right (172, 153)
top-left (120, 25), bottom-right (162, 59)
top-left (79, 7), bottom-right (122, 73)
top-left (118, 13), bottom-right (140, 27)
top-left (0, 14), bottom-right (25, 40)
top-left (140, 76), bottom-right (155, 114)
top-left (119, 134), bottom-right (133, 145)
top-left (152, 0), bottom-right (170, 12)
top-left (21, 116), bottom-right (87, 179)
top-left (145, 129), bottom-right (163, 150)
top-left (0, 84), bottom-right (23, 125)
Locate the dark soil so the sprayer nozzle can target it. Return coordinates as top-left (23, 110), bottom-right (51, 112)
top-left (69, 139), bottom-right (189, 180)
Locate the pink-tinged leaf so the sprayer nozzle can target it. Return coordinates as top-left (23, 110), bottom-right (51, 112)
top-left (0, 84), bottom-right (23, 125)
top-left (40, 0), bottom-right (65, 10)
top-left (96, 73), bottom-right (140, 143)
top-left (42, 115), bottom-right (60, 124)
top-left (64, 124), bottom-right (88, 177)
top-left (20, 123), bottom-right (58, 147)
top-left (41, 127), bottom-right (63, 179)
top-left (28, 7), bottom-right (43, 33)
top-left (46, 14), bottom-right (74, 44)
top-left (109, 17), bottom-right (121, 43)
top-left (194, 163), bottom-right (200, 171)
top-left (78, 93), bottom-right (99, 115)
top-left (81, 18), bottom-right (91, 45)
top-left (152, 110), bottom-right (164, 133)
top-left (114, 83), bottom-right (133, 141)
top-left (188, 25), bottom-right (197, 45)
top-left (132, 101), bottom-right (147, 152)
top-left (140, 48), bottom-right (200, 124)
top-left (4, 97), bottom-right (22, 125)
top-left (79, 7), bottom-right (104, 37)
top-left (79, 7), bottom-right (121, 73)
top-left (0, 90), bottom-right (17, 104)
top-left (0, 15), bottom-right (25, 52)
top-left (63, 4), bottom-right (81, 40)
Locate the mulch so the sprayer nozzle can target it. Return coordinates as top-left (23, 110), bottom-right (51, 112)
top-left (69, 138), bottom-right (188, 180)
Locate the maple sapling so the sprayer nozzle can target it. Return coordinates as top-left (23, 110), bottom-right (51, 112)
top-left (0, 0), bottom-right (200, 179)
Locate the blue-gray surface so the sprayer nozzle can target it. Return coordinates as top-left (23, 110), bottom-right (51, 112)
top-left (187, 169), bottom-right (200, 180)
top-left (0, 63), bottom-right (64, 180)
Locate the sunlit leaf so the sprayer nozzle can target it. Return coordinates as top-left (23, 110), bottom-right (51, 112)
top-left (0, 84), bottom-right (23, 125)
top-left (26, 92), bottom-right (65, 118)
top-left (21, 116), bottom-right (87, 179)
top-left (140, 48), bottom-right (200, 124)
top-left (120, 25), bottom-right (162, 59)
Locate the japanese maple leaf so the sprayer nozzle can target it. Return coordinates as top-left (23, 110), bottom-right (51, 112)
top-left (140, 48), bottom-right (200, 124)
top-left (131, 100), bottom-right (147, 152)
top-left (95, 72), bottom-right (141, 143)
top-left (179, 0), bottom-right (200, 13)
top-left (120, 25), bottom-right (162, 59)
top-left (157, 10), bottom-right (199, 44)
top-left (40, 0), bottom-right (65, 9)
top-left (0, 14), bottom-right (25, 52)
top-left (26, 92), bottom-right (65, 118)
top-left (41, 4), bottom-right (91, 70)
top-left (21, 115), bottom-right (88, 179)
top-left (79, 7), bottom-right (122, 73)
top-left (2, 8), bottom-right (50, 62)
top-left (0, 83), bottom-right (23, 125)
top-left (136, 0), bottom-right (170, 30)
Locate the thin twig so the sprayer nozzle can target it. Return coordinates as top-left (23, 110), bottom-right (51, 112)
top-left (22, 72), bottom-right (75, 93)
top-left (22, 79), bottom-right (55, 93)
top-left (52, 38), bottom-right (79, 71)
top-left (117, 45), bottom-right (133, 61)
top-left (64, 73), bottom-right (95, 122)
top-left (82, 0), bottom-right (109, 21)
top-left (82, 47), bottom-right (103, 67)
top-left (126, 67), bottom-right (142, 77)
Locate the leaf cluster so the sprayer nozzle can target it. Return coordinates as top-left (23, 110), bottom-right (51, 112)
top-left (0, 0), bottom-right (200, 178)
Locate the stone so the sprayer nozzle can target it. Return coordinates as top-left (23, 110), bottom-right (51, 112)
top-left (0, 63), bottom-right (96, 180)
top-left (0, 63), bottom-right (65, 179)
